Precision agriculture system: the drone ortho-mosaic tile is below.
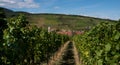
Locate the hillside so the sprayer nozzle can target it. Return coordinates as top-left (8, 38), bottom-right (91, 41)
top-left (1, 7), bottom-right (117, 30)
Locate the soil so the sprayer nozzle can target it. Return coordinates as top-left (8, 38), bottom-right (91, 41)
top-left (43, 41), bottom-right (80, 65)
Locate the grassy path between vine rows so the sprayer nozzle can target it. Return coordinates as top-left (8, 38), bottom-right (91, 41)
top-left (42, 41), bottom-right (80, 65)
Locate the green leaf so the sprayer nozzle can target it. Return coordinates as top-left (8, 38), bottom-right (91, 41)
top-left (116, 45), bottom-right (119, 50)
top-left (95, 50), bottom-right (103, 56)
top-left (97, 59), bottom-right (103, 65)
top-left (114, 31), bottom-right (120, 40)
top-left (113, 55), bottom-right (119, 59)
top-left (110, 63), bottom-right (117, 65)
top-left (105, 43), bottom-right (111, 52)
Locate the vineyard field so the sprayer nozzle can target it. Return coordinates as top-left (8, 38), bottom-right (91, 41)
top-left (73, 22), bottom-right (120, 65)
top-left (0, 10), bottom-right (69, 65)
top-left (0, 7), bottom-right (120, 65)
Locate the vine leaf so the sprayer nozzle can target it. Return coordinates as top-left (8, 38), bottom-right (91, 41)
top-left (114, 31), bottom-right (120, 40)
top-left (97, 59), bottom-right (103, 65)
top-left (105, 43), bottom-right (111, 52)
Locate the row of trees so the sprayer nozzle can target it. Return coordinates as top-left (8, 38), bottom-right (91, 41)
top-left (0, 8), bottom-right (69, 65)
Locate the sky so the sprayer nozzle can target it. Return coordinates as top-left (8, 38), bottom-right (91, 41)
top-left (0, 0), bottom-right (120, 20)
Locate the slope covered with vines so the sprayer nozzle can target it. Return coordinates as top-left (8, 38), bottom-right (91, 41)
top-left (73, 22), bottom-right (120, 65)
top-left (0, 9), bottom-right (69, 65)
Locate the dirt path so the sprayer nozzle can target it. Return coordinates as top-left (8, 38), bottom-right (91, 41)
top-left (44, 41), bottom-right (80, 65)
top-left (73, 41), bottom-right (80, 65)
top-left (58, 41), bottom-right (75, 65)
top-left (43, 41), bottom-right (70, 65)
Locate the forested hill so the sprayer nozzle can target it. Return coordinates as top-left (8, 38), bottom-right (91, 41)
top-left (1, 7), bottom-right (117, 30)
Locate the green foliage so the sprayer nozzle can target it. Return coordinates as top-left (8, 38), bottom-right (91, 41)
top-left (0, 8), bottom-right (7, 41)
top-left (0, 14), bottom-right (69, 65)
top-left (73, 22), bottom-right (120, 65)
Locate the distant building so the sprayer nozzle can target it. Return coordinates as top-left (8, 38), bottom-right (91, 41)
top-left (48, 26), bottom-right (51, 32)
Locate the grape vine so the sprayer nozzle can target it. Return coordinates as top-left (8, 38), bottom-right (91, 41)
top-left (73, 22), bottom-right (120, 65)
top-left (0, 12), bottom-right (69, 65)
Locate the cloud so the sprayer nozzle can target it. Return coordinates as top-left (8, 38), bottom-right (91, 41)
top-left (54, 6), bottom-right (60, 9)
top-left (0, 0), bottom-right (40, 8)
